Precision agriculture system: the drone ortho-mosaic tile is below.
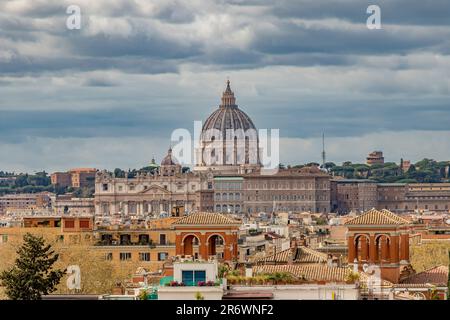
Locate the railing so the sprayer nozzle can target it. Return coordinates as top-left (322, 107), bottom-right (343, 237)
top-left (93, 241), bottom-right (174, 247)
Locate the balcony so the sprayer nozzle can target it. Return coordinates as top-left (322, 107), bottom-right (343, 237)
top-left (93, 240), bottom-right (174, 247)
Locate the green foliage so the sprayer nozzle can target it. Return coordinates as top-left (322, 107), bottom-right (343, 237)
top-left (0, 233), bottom-right (65, 300)
top-left (264, 272), bottom-right (294, 284)
top-left (218, 264), bottom-right (230, 278)
top-left (344, 269), bottom-right (360, 283)
top-left (195, 291), bottom-right (204, 300)
top-left (138, 289), bottom-right (149, 300)
top-left (314, 217), bottom-right (328, 225)
top-left (72, 186), bottom-right (95, 198)
top-left (114, 168), bottom-right (126, 178)
top-left (329, 158), bottom-right (450, 183)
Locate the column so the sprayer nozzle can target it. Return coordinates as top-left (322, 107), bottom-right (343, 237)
top-left (401, 233), bottom-right (410, 262)
top-left (223, 233), bottom-right (232, 261)
top-left (381, 237), bottom-right (388, 261)
top-left (360, 236), bottom-right (368, 262)
top-left (176, 233), bottom-right (183, 256)
top-left (399, 233), bottom-right (409, 261)
top-left (390, 235), bottom-right (399, 264)
top-left (369, 235), bottom-right (377, 263)
top-left (347, 235), bottom-right (356, 263)
top-left (199, 233), bottom-right (208, 260)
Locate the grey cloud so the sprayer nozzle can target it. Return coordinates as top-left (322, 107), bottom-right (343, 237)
top-left (83, 77), bottom-right (119, 87)
top-left (0, 54), bottom-right (178, 76)
top-left (251, 21), bottom-right (447, 56)
top-left (269, 0), bottom-right (450, 26)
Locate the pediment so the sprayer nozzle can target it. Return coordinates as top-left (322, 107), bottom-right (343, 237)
top-left (138, 184), bottom-right (171, 194)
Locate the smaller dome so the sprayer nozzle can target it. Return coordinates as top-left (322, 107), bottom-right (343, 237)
top-left (161, 148), bottom-right (178, 166)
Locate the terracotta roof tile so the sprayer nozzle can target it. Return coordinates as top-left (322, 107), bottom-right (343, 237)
top-left (253, 264), bottom-right (350, 282)
top-left (173, 212), bottom-right (240, 225)
top-left (400, 266), bottom-right (449, 286)
top-left (344, 208), bottom-right (409, 226)
top-left (253, 246), bottom-right (328, 264)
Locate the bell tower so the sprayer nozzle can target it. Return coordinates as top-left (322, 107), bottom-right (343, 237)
top-left (345, 209), bottom-right (413, 283)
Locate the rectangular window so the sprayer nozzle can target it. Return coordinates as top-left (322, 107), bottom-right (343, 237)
top-left (139, 253), bottom-right (150, 261)
top-left (102, 184), bottom-right (108, 191)
top-left (181, 270), bottom-right (206, 286)
top-left (64, 220), bottom-right (75, 228)
top-left (159, 234), bottom-right (167, 245)
top-left (79, 220), bottom-right (90, 228)
top-left (105, 253), bottom-right (113, 261)
top-left (158, 252), bottom-right (168, 261)
top-left (1, 235), bottom-right (8, 243)
top-left (120, 252), bottom-right (132, 261)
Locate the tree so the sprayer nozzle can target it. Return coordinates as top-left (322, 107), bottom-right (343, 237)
top-left (114, 168), bottom-right (126, 178)
top-left (0, 233), bottom-right (65, 300)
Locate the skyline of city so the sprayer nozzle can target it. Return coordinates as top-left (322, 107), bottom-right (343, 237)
top-left (1, 0), bottom-right (450, 172)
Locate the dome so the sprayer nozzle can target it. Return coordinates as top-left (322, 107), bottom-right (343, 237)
top-left (161, 148), bottom-right (178, 166)
top-left (201, 80), bottom-right (257, 140)
top-left (196, 80), bottom-right (261, 171)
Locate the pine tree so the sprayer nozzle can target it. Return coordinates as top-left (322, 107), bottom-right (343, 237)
top-left (0, 233), bottom-right (65, 300)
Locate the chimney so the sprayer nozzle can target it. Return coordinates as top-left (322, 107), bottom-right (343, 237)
top-left (353, 259), bottom-right (359, 273)
top-left (245, 264), bottom-right (253, 278)
top-left (327, 254), bottom-right (333, 267)
top-left (291, 237), bottom-right (298, 249)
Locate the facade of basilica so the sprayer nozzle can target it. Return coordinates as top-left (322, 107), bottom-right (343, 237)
top-left (94, 81), bottom-right (330, 217)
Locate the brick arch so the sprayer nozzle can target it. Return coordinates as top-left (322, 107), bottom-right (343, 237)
top-left (207, 233), bottom-right (226, 256)
top-left (181, 233), bottom-right (201, 244)
top-left (181, 234), bottom-right (201, 257)
top-left (354, 234), bottom-right (370, 262)
top-left (375, 234), bottom-right (391, 263)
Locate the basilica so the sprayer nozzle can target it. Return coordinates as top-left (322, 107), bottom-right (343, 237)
top-left (94, 81), bottom-right (331, 217)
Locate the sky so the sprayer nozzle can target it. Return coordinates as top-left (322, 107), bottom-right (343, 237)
top-left (0, 0), bottom-right (449, 173)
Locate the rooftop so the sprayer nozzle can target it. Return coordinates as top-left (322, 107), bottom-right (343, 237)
top-left (344, 209), bottom-right (410, 226)
top-left (253, 246), bottom-right (328, 264)
top-left (400, 266), bottom-right (449, 286)
top-left (172, 212), bottom-right (240, 226)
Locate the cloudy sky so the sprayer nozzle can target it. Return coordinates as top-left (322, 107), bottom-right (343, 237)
top-left (1, 0), bottom-right (449, 172)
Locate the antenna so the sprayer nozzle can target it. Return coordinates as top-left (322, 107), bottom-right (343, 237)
top-left (321, 133), bottom-right (326, 169)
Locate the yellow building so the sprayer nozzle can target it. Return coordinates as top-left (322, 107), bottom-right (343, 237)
top-left (0, 216), bottom-right (177, 273)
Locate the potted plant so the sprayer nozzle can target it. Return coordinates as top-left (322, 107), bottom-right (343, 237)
top-left (345, 270), bottom-right (360, 284)
top-left (195, 292), bottom-right (205, 300)
top-left (227, 275), bottom-right (237, 285)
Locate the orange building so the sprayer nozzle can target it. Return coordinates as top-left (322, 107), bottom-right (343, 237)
top-left (173, 212), bottom-right (240, 261)
top-left (345, 209), bottom-right (413, 283)
top-left (51, 172), bottom-right (72, 187)
top-left (69, 168), bottom-right (96, 188)
top-left (51, 168), bottom-right (96, 188)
